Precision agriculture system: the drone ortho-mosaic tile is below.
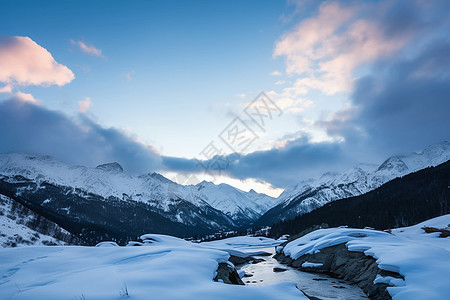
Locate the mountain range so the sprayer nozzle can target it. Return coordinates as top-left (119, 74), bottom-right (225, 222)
top-left (255, 141), bottom-right (450, 226)
top-left (0, 153), bottom-right (277, 244)
top-left (0, 141), bottom-right (449, 245)
top-left (269, 159), bottom-right (450, 237)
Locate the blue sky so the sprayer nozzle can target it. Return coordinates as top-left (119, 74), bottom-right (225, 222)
top-left (1, 0), bottom-right (449, 196)
top-left (1, 1), bottom-right (295, 155)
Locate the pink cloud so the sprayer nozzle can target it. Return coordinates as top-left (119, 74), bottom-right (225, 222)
top-left (70, 39), bottom-right (103, 57)
top-left (274, 1), bottom-right (356, 76)
top-left (274, 1), bottom-right (414, 95)
top-left (0, 36), bottom-right (75, 87)
top-left (0, 85), bottom-right (12, 94)
top-left (270, 70), bottom-right (282, 76)
top-left (78, 97), bottom-right (92, 113)
top-left (13, 91), bottom-right (39, 104)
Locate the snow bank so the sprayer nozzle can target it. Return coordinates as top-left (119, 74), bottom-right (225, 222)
top-left (283, 214), bottom-right (450, 300)
top-left (201, 236), bottom-right (281, 257)
top-left (283, 227), bottom-right (390, 260)
top-left (95, 241), bottom-right (119, 247)
top-left (0, 235), bottom-right (305, 299)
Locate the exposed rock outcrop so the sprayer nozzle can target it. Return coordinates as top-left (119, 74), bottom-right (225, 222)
top-left (275, 243), bottom-right (404, 299)
top-left (214, 263), bottom-right (245, 285)
top-left (228, 254), bottom-right (266, 266)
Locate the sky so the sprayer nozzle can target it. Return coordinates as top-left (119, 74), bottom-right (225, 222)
top-left (0, 0), bottom-right (449, 197)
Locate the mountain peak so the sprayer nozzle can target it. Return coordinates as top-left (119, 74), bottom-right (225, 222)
top-left (419, 141), bottom-right (450, 157)
top-left (148, 172), bottom-right (172, 183)
top-left (197, 180), bottom-right (214, 187)
top-left (376, 156), bottom-right (408, 173)
top-left (95, 162), bottom-right (124, 173)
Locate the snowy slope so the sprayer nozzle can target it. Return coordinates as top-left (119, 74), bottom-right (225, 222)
top-left (0, 194), bottom-right (77, 247)
top-left (201, 235), bottom-right (283, 258)
top-left (258, 141), bottom-right (450, 224)
top-left (0, 154), bottom-right (275, 226)
top-left (0, 235), bottom-right (305, 300)
top-left (282, 214), bottom-right (450, 300)
top-left (194, 181), bottom-right (278, 224)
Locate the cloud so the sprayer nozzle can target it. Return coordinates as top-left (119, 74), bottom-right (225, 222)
top-left (318, 37), bottom-right (450, 157)
top-left (162, 135), bottom-right (349, 187)
top-left (0, 94), bottom-right (336, 188)
top-left (0, 85), bottom-right (12, 94)
top-left (0, 36), bottom-right (74, 87)
top-left (13, 91), bottom-right (39, 104)
top-left (265, 89), bottom-right (313, 114)
top-left (226, 137), bottom-right (348, 187)
top-left (78, 97), bottom-right (92, 113)
top-left (1, 3), bottom-right (448, 191)
top-left (0, 85), bottom-right (39, 104)
top-left (70, 39), bottom-right (103, 57)
top-left (275, 80), bottom-right (285, 85)
top-left (268, 0), bottom-right (450, 165)
top-left (270, 70), bottom-right (282, 76)
top-left (274, 1), bottom-right (415, 95)
top-left (0, 97), bottom-right (162, 173)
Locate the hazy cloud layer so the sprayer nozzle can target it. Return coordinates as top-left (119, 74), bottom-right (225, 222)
top-left (320, 38), bottom-right (450, 157)
top-left (0, 93), bottom-right (343, 187)
top-left (270, 0), bottom-right (450, 165)
top-left (163, 136), bottom-right (349, 188)
top-left (0, 97), bottom-right (162, 173)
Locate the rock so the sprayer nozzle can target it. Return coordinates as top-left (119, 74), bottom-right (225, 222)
top-left (422, 226), bottom-right (450, 238)
top-left (255, 251), bottom-right (272, 257)
top-left (299, 289), bottom-right (323, 300)
top-left (243, 273), bottom-right (253, 278)
top-left (251, 258), bottom-right (265, 264)
top-left (214, 263), bottom-right (244, 285)
top-left (229, 255), bottom-right (251, 265)
top-left (229, 254), bottom-right (266, 266)
top-left (126, 241), bottom-right (144, 246)
top-left (273, 267), bottom-right (287, 272)
top-left (276, 243), bottom-right (402, 299)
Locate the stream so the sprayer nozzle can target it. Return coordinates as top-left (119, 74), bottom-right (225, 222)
top-left (237, 247), bottom-right (367, 300)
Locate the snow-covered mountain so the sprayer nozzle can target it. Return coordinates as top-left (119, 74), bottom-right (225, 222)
top-left (256, 141), bottom-right (450, 226)
top-left (0, 153), bottom-right (275, 236)
top-left (0, 194), bottom-right (81, 247)
top-left (1, 141), bottom-right (448, 243)
top-left (193, 181), bottom-right (277, 225)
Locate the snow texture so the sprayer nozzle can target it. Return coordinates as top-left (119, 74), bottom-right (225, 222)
top-left (283, 214), bottom-right (450, 300)
top-left (201, 235), bottom-right (282, 258)
top-left (0, 235), bottom-right (306, 299)
top-left (0, 195), bottom-right (67, 247)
